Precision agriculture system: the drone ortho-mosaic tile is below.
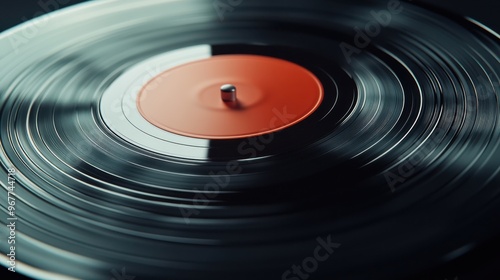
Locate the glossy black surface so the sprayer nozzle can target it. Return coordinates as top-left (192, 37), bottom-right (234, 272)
top-left (0, 1), bottom-right (499, 279)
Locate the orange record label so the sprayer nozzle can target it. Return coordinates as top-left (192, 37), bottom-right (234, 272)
top-left (137, 54), bottom-right (323, 139)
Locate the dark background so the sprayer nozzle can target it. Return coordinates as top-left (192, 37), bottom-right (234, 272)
top-left (1, 1), bottom-right (499, 280)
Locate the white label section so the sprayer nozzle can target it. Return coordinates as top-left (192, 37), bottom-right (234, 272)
top-left (100, 44), bottom-right (212, 159)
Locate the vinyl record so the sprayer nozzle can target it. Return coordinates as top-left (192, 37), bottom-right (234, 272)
top-left (0, 0), bottom-right (499, 279)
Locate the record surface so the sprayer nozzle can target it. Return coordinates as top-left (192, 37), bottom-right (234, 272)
top-left (0, 0), bottom-right (499, 279)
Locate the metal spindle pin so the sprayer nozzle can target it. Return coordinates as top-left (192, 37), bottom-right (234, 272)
top-left (220, 84), bottom-right (237, 102)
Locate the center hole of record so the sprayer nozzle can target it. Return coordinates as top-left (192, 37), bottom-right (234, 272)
top-left (196, 82), bottom-right (265, 111)
top-left (220, 84), bottom-right (237, 102)
top-left (137, 54), bottom-right (324, 140)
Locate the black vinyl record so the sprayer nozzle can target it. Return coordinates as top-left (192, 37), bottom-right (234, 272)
top-left (0, 0), bottom-right (499, 279)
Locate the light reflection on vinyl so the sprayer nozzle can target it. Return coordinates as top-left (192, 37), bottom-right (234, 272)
top-left (0, 0), bottom-right (499, 279)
